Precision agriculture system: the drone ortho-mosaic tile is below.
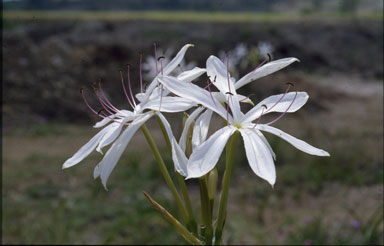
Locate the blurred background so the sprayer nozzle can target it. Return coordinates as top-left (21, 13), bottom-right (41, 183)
top-left (2, 0), bottom-right (383, 244)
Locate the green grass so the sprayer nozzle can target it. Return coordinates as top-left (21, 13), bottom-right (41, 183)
top-left (2, 120), bottom-right (383, 244)
top-left (3, 10), bottom-right (383, 23)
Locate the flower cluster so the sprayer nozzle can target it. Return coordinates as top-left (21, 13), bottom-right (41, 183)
top-left (63, 43), bottom-right (330, 245)
top-left (63, 43), bottom-right (329, 188)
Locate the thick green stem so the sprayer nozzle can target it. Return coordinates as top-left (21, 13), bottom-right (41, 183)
top-left (140, 124), bottom-right (188, 222)
top-left (214, 131), bottom-right (240, 245)
top-left (154, 114), bottom-right (197, 235)
top-left (199, 177), bottom-right (213, 245)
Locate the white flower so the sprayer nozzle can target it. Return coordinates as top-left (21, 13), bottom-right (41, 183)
top-left (165, 55), bottom-right (302, 180)
top-left (63, 44), bottom-right (205, 188)
top-left (159, 60), bottom-right (329, 185)
top-left (142, 47), bottom-right (196, 80)
top-left (175, 55), bottom-right (300, 154)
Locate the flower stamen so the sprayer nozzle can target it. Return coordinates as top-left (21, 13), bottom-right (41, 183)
top-left (80, 88), bottom-right (130, 125)
top-left (206, 77), bottom-right (217, 108)
top-left (253, 104), bottom-right (267, 128)
top-left (139, 52), bottom-right (144, 93)
top-left (154, 42), bottom-right (158, 75)
top-left (126, 64), bottom-right (137, 107)
top-left (94, 87), bottom-right (116, 115)
top-left (98, 80), bottom-right (119, 112)
top-left (265, 82), bottom-right (294, 113)
top-left (120, 70), bottom-right (135, 109)
top-left (225, 53), bottom-right (234, 125)
top-left (266, 92), bottom-right (297, 125)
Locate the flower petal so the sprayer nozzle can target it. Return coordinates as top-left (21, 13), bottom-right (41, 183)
top-left (135, 92), bottom-right (145, 102)
top-left (143, 96), bottom-right (197, 112)
top-left (96, 113), bottom-right (153, 188)
top-left (206, 57), bottom-right (243, 122)
top-left (213, 92), bottom-right (254, 105)
top-left (93, 117), bottom-right (115, 128)
top-left (206, 55), bottom-right (235, 94)
top-left (62, 126), bottom-right (111, 169)
top-left (179, 107), bottom-right (205, 152)
top-left (163, 44), bottom-right (194, 76)
top-left (187, 126), bottom-right (235, 179)
top-left (235, 57), bottom-right (299, 89)
top-left (256, 124), bottom-right (330, 156)
top-left (159, 76), bottom-right (232, 122)
top-left (192, 109), bottom-right (213, 150)
top-left (93, 110), bottom-right (135, 128)
top-left (145, 44), bottom-right (194, 97)
top-left (177, 67), bottom-right (206, 82)
top-left (96, 118), bottom-right (131, 154)
top-left (241, 92), bottom-right (309, 124)
top-left (156, 112), bottom-right (189, 176)
top-left (255, 129), bottom-right (276, 160)
top-left (240, 129), bottom-right (276, 186)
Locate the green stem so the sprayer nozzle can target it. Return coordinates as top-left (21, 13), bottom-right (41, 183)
top-left (154, 114), bottom-right (197, 235)
top-left (214, 131), bottom-right (240, 245)
top-left (177, 174), bottom-right (198, 234)
top-left (199, 177), bottom-right (213, 245)
top-left (140, 124), bottom-right (188, 222)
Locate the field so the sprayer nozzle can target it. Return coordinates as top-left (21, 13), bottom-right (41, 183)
top-left (2, 10), bottom-right (384, 245)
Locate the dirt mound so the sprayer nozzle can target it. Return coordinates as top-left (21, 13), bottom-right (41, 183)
top-left (3, 19), bottom-right (383, 126)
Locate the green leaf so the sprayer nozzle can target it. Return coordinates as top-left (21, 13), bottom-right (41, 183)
top-left (143, 192), bottom-right (203, 245)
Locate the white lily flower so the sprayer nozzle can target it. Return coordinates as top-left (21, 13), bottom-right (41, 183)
top-left (63, 44), bottom-right (205, 189)
top-left (159, 75), bottom-right (329, 186)
top-left (175, 55), bottom-right (300, 158)
top-left (142, 47), bottom-right (197, 80)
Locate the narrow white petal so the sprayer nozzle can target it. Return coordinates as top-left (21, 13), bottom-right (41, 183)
top-left (212, 92), bottom-right (226, 103)
top-left (93, 117), bottom-right (114, 128)
top-left (237, 94), bottom-right (254, 105)
top-left (135, 92), bottom-right (145, 102)
top-left (163, 44), bottom-right (194, 75)
top-left (255, 129), bottom-right (276, 160)
top-left (235, 57), bottom-right (299, 89)
top-left (227, 93), bottom-right (243, 123)
top-left (192, 109), bottom-right (213, 150)
top-left (240, 129), bottom-right (276, 185)
top-left (241, 92), bottom-right (309, 124)
top-left (62, 126), bottom-right (111, 169)
top-left (206, 56), bottom-right (242, 122)
top-left (179, 107), bottom-right (205, 152)
top-left (187, 126), bottom-right (235, 179)
top-left (177, 67), bottom-right (206, 82)
top-left (96, 121), bottom-right (127, 154)
top-left (257, 124), bottom-right (330, 156)
top-left (206, 55), bottom-right (234, 93)
top-left (159, 76), bottom-right (232, 122)
top-left (212, 92), bottom-right (253, 105)
top-left (93, 110), bottom-right (135, 128)
top-left (97, 113), bottom-right (153, 188)
top-left (156, 112), bottom-right (188, 176)
top-left (143, 96), bottom-right (197, 112)
top-left (145, 44), bottom-right (194, 97)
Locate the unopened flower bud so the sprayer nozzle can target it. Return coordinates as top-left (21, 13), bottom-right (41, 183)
top-left (207, 168), bottom-right (218, 201)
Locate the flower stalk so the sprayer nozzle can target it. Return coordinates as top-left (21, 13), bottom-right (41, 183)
top-left (199, 176), bottom-right (213, 244)
top-left (143, 192), bottom-right (202, 245)
top-left (214, 131), bottom-right (240, 245)
top-left (63, 44), bottom-right (330, 245)
top-left (155, 114), bottom-right (198, 235)
top-left (140, 124), bottom-right (188, 223)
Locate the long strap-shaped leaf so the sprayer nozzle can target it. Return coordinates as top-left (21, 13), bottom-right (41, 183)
top-left (143, 192), bottom-right (203, 245)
